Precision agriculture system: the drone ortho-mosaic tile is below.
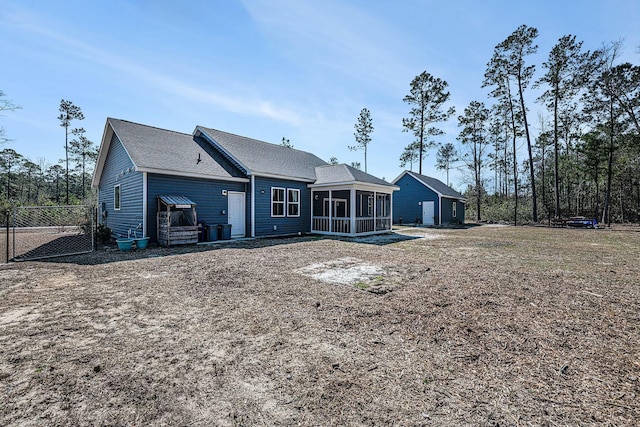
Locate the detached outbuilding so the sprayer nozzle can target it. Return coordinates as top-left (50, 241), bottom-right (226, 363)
top-left (392, 171), bottom-right (466, 226)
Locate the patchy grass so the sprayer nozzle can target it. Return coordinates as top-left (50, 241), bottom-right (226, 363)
top-left (0, 225), bottom-right (639, 426)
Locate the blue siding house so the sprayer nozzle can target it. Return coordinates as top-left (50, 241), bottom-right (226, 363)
top-left (391, 171), bottom-right (466, 226)
top-left (92, 118), bottom-right (398, 243)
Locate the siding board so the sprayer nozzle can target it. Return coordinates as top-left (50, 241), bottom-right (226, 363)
top-left (98, 133), bottom-right (143, 238)
top-left (253, 176), bottom-right (311, 236)
top-left (147, 174), bottom-right (247, 241)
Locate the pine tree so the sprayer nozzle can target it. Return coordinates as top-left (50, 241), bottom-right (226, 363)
top-left (350, 108), bottom-right (374, 172)
top-left (402, 71), bottom-right (455, 174)
top-left (58, 100), bottom-right (84, 204)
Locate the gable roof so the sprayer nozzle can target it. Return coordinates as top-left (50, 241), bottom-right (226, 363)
top-left (392, 170), bottom-right (466, 200)
top-left (92, 119), bottom-right (248, 188)
top-left (312, 164), bottom-right (398, 189)
top-left (196, 126), bottom-right (328, 182)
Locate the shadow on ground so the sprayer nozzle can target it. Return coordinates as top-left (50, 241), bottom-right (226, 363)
top-left (32, 231), bottom-right (435, 266)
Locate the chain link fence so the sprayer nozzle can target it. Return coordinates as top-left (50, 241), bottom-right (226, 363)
top-left (1, 209), bottom-right (11, 264)
top-left (9, 205), bottom-right (94, 262)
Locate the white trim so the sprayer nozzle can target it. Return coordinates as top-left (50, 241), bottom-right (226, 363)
top-left (195, 127), bottom-right (249, 174)
top-left (287, 188), bottom-right (301, 217)
top-left (350, 188), bottom-right (356, 234)
top-left (195, 130), bottom-right (316, 182)
top-left (391, 170), bottom-right (466, 201)
top-left (92, 121), bottom-right (114, 188)
top-left (93, 119), bottom-right (138, 189)
top-left (309, 191), bottom-right (313, 232)
top-left (438, 195), bottom-right (442, 225)
top-left (227, 191), bottom-right (246, 237)
top-left (136, 167), bottom-right (249, 183)
top-left (114, 184), bottom-right (121, 211)
top-left (253, 172), bottom-right (316, 183)
top-left (308, 181), bottom-right (399, 192)
top-left (251, 175), bottom-right (255, 238)
top-left (390, 192), bottom-right (394, 227)
top-left (452, 201), bottom-right (457, 218)
top-left (271, 187), bottom-right (286, 217)
top-left (323, 198), bottom-right (348, 217)
top-left (142, 172), bottom-right (148, 236)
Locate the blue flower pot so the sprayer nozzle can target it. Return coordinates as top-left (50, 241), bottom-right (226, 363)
top-left (116, 238), bottom-right (135, 251)
top-left (134, 237), bottom-right (150, 250)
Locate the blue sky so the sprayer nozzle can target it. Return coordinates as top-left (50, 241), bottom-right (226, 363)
top-left (1, 0), bottom-right (639, 190)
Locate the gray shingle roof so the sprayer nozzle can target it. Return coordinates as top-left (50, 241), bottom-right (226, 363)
top-left (109, 118), bottom-right (241, 180)
top-left (395, 171), bottom-right (465, 199)
top-left (313, 164), bottom-right (397, 188)
top-left (197, 126), bottom-right (328, 181)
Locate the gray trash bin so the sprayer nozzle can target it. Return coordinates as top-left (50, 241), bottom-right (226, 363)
top-left (207, 225), bottom-right (219, 241)
top-left (219, 224), bottom-right (232, 240)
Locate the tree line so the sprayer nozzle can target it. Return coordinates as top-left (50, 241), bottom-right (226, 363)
top-left (4, 25), bottom-right (639, 225)
top-left (349, 26), bottom-right (639, 225)
top-left (1, 97), bottom-right (97, 209)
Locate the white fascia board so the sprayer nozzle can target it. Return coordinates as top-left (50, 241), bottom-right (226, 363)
top-left (308, 181), bottom-right (399, 192)
top-left (441, 194), bottom-right (468, 202)
top-left (91, 120), bottom-right (115, 188)
top-left (137, 167), bottom-right (249, 183)
top-left (194, 127), bottom-right (250, 175)
top-left (93, 119), bottom-right (139, 188)
top-left (407, 171), bottom-right (446, 198)
top-left (253, 172), bottom-right (316, 183)
top-left (390, 170), bottom-right (409, 185)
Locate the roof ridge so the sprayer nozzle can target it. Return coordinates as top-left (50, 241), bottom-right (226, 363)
top-left (109, 118), bottom-right (192, 137)
top-left (199, 126), bottom-right (320, 156)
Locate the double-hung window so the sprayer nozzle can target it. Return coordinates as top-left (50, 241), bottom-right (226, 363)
top-left (271, 187), bottom-right (300, 217)
top-left (271, 187), bottom-right (285, 217)
top-left (114, 185), bottom-right (121, 210)
top-left (287, 189), bottom-right (300, 217)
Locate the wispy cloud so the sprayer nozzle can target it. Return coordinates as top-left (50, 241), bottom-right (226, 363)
top-left (1, 6), bottom-right (302, 126)
top-left (240, 0), bottom-right (414, 91)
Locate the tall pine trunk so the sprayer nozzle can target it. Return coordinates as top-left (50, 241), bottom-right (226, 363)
top-left (602, 97), bottom-right (614, 226)
top-left (517, 75), bottom-right (538, 222)
top-left (506, 82), bottom-right (518, 225)
top-left (553, 90), bottom-right (561, 218)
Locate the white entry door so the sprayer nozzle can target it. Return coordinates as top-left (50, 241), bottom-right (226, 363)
top-left (228, 192), bottom-right (246, 237)
top-left (422, 201), bottom-right (435, 226)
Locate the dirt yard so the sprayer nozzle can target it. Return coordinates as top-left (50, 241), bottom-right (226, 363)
top-left (1, 225), bottom-right (639, 426)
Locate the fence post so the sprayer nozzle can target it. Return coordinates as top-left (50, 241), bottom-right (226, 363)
top-left (5, 209), bottom-right (9, 263)
top-left (11, 207), bottom-right (16, 262)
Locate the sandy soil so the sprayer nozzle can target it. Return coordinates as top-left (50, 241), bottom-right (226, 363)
top-left (1, 225), bottom-right (639, 426)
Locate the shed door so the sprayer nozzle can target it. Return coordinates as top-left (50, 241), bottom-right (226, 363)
top-left (228, 191), bottom-right (246, 237)
top-left (422, 201), bottom-right (435, 225)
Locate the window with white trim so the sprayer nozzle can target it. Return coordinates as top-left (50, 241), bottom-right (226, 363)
top-left (452, 201), bottom-right (457, 218)
top-left (114, 185), bottom-right (121, 210)
top-left (287, 188), bottom-right (300, 217)
top-left (271, 187), bottom-right (285, 217)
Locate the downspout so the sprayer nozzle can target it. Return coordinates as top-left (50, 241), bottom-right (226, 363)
top-left (438, 194), bottom-right (442, 225)
top-left (142, 172), bottom-right (148, 237)
top-left (250, 175), bottom-right (255, 238)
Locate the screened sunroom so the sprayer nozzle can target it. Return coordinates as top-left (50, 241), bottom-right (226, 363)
top-left (308, 165), bottom-right (398, 237)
